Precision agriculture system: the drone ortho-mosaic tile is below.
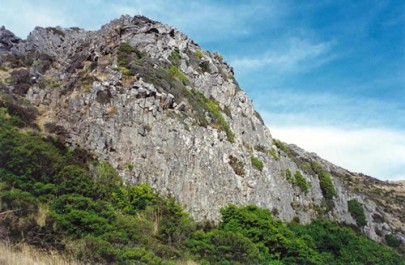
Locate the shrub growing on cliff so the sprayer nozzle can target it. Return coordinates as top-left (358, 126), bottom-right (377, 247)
top-left (268, 148), bottom-right (279, 161)
top-left (294, 171), bottom-right (311, 195)
top-left (168, 65), bottom-right (188, 84)
top-left (319, 172), bottom-right (336, 200)
top-left (186, 89), bottom-right (235, 143)
top-left (195, 50), bottom-right (204, 59)
top-left (251, 156), bottom-right (264, 171)
top-left (348, 199), bottom-right (367, 227)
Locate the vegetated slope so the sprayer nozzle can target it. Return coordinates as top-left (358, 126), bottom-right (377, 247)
top-left (0, 14), bottom-right (404, 249)
top-left (0, 104), bottom-right (403, 264)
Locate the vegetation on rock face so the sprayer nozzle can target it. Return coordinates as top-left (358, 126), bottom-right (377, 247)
top-left (168, 65), bottom-right (188, 84)
top-left (294, 171), bottom-right (311, 195)
top-left (281, 169), bottom-right (311, 194)
top-left (268, 148), bottom-right (279, 160)
top-left (195, 50), bottom-right (204, 59)
top-left (273, 139), bottom-right (291, 157)
top-left (251, 156), bottom-right (264, 171)
top-left (348, 198), bottom-right (367, 227)
top-left (385, 234), bottom-right (401, 248)
top-left (319, 171), bottom-right (336, 201)
top-left (185, 89), bottom-right (235, 143)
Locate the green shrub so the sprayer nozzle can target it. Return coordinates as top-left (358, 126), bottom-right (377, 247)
top-left (347, 199), bottom-right (367, 226)
top-left (281, 169), bottom-right (294, 183)
top-left (187, 229), bottom-right (264, 265)
top-left (127, 184), bottom-right (157, 211)
top-left (205, 99), bottom-right (235, 143)
top-left (268, 148), bottom-right (279, 161)
top-left (126, 163), bottom-right (134, 171)
top-left (117, 42), bottom-right (135, 67)
top-left (169, 50), bottom-right (181, 66)
top-left (251, 156), bottom-right (264, 171)
top-left (311, 161), bottom-right (323, 174)
top-left (168, 65), bottom-right (188, 84)
top-left (289, 220), bottom-right (403, 265)
top-left (273, 139), bottom-right (291, 156)
top-left (294, 171), bottom-right (311, 195)
top-left (385, 234), bottom-right (400, 248)
top-left (195, 50), bottom-right (204, 59)
top-left (319, 172), bottom-right (336, 200)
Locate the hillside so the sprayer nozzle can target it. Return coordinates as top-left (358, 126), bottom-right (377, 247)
top-left (0, 15), bottom-right (404, 263)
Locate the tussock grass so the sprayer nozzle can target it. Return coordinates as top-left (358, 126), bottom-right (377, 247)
top-left (0, 241), bottom-right (80, 265)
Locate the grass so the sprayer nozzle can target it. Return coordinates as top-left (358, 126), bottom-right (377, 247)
top-left (0, 241), bottom-right (80, 265)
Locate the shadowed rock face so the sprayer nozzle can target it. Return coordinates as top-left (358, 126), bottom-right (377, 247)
top-left (0, 26), bottom-right (21, 55)
top-left (1, 15), bottom-right (403, 244)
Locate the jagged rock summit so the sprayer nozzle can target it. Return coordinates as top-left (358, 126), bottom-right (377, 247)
top-left (0, 15), bottom-right (403, 245)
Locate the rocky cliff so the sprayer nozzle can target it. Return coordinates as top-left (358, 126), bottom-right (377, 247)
top-left (0, 15), bottom-right (403, 245)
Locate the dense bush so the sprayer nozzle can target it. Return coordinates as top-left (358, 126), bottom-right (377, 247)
top-left (187, 229), bottom-right (263, 265)
top-left (385, 234), bottom-right (401, 248)
top-left (347, 198), bottom-right (367, 226)
top-left (319, 171), bottom-right (336, 200)
top-left (294, 171), bottom-right (311, 195)
top-left (289, 221), bottom-right (403, 265)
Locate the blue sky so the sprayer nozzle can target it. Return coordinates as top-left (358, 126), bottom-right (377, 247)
top-left (1, 0), bottom-right (404, 180)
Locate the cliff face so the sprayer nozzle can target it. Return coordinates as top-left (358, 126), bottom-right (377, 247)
top-left (0, 15), bottom-right (403, 244)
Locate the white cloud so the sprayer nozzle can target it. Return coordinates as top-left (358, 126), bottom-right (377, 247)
top-left (270, 125), bottom-right (405, 181)
top-left (255, 89), bottom-right (405, 129)
top-left (230, 38), bottom-right (336, 73)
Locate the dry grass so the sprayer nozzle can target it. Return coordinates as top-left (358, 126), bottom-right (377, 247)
top-left (0, 241), bottom-right (80, 265)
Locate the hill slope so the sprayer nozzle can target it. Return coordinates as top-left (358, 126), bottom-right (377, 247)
top-left (0, 15), bottom-right (403, 246)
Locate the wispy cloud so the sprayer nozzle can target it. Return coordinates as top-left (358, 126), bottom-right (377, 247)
top-left (230, 38), bottom-right (336, 73)
top-left (271, 125), bottom-right (405, 181)
top-left (256, 89), bottom-right (405, 129)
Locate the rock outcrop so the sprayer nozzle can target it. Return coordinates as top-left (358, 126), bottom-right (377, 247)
top-left (0, 15), bottom-right (403, 245)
